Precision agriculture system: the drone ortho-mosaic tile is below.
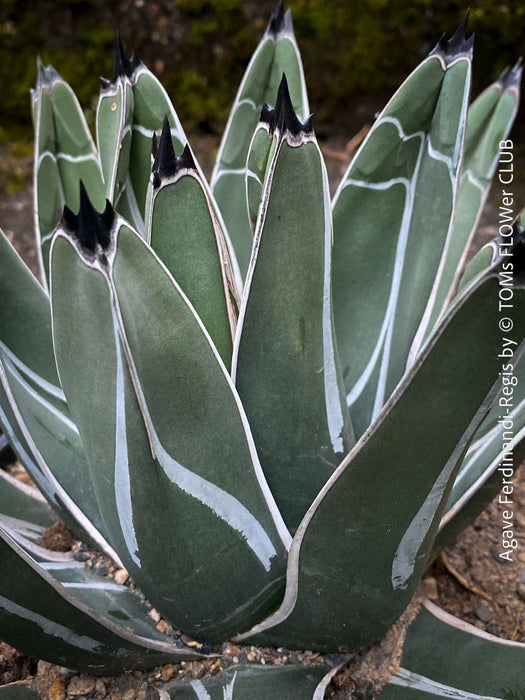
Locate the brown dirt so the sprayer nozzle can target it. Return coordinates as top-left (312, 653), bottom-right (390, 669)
top-left (425, 462), bottom-right (525, 644)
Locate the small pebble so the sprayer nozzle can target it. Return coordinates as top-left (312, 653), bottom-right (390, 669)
top-left (473, 602), bottom-right (493, 623)
top-left (421, 576), bottom-right (438, 601)
top-left (95, 680), bottom-right (106, 697)
top-left (517, 565), bottom-right (525, 585)
top-left (114, 568), bottom-right (129, 585)
top-left (149, 609), bottom-right (161, 623)
top-left (516, 582), bottom-right (525, 602)
top-left (122, 688), bottom-right (136, 700)
top-left (73, 551), bottom-right (90, 562)
top-left (160, 665), bottom-right (174, 682)
top-left (48, 678), bottom-right (66, 700)
top-left (95, 564), bottom-right (109, 577)
top-left (67, 676), bottom-right (96, 696)
top-left (156, 620), bottom-right (169, 634)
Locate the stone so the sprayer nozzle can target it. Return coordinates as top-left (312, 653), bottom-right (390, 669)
top-left (114, 568), bottom-right (129, 585)
top-left (160, 665), bottom-right (174, 682)
top-left (67, 676), bottom-right (96, 696)
top-left (421, 576), bottom-right (438, 601)
top-left (48, 678), bottom-right (66, 700)
top-left (517, 582), bottom-right (525, 602)
top-left (473, 602), bottom-right (493, 623)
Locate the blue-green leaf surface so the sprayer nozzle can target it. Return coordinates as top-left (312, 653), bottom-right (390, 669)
top-left (332, 28), bottom-right (472, 437)
top-left (50, 203), bottom-right (290, 641)
top-left (164, 664), bottom-right (334, 699)
top-left (411, 60), bottom-right (522, 353)
top-left (32, 62), bottom-right (105, 285)
top-left (0, 526), bottom-right (202, 674)
top-left (211, 2), bottom-right (309, 278)
top-left (0, 229), bottom-right (113, 554)
top-left (146, 124), bottom-right (238, 368)
top-left (378, 601), bottom-right (525, 698)
top-left (233, 81), bottom-right (354, 533)
top-left (236, 244), bottom-right (525, 651)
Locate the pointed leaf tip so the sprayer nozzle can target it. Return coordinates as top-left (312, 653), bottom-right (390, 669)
top-left (271, 74), bottom-right (313, 137)
top-left (267, 0), bottom-right (293, 39)
top-left (433, 10), bottom-right (474, 62)
top-left (35, 58), bottom-right (62, 89)
top-left (105, 33), bottom-right (140, 85)
top-left (152, 118), bottom-right (196, 186)
top-left (61, 182), bottom-right (115, 255)
top-left (501, 57), bottom-right (523, 91)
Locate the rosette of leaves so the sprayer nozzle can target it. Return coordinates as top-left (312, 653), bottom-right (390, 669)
top-left (1, 2), bottom-right (525, 697)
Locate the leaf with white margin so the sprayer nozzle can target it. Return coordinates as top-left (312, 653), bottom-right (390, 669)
top-left (0, 680), bottom-right (40, 700)
top-left (0, 470), bottom-right (56, 532)
top-left (332, 20), bottom-right (472, 438)
top-left (97, 38), bottom-right (138, 227)
top-left (410, 60), bottom-right (522, 355)
top-left (211, 0), bottom-right (309, 279)
top-left (235, 242), bottom-right (525, 652)
top-left (232, 77), bottom-right (354, 534)
top-left (431, 232), bottom-right (525, 557)
top-left (0, 229), bottom-right (112, 550)
top-left (50, 194), bottom-right (290, 641)
top-left (0, 526), bottom-right (203, 674)
top-left (377, 600), bottom-right (525, 698)
top-left (146, 120), bottom-right (238, 369)
top-left (32, 61), bottom-right (105, 286)
top-left (164, 664), bottom-right (334, 699)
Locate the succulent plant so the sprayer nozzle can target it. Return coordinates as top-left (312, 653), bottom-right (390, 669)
top-left (1, 2), bottom-right (525, 697)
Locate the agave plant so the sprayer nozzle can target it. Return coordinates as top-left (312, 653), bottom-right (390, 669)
top-left (1, 2), bottom-right (525, 697)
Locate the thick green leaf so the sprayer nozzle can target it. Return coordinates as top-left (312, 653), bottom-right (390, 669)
top-left (0, 527), bottom-right (202, 674)
top-left (412, 61), bottom-right (522, 352)
top-left (0, 230), bottom-right (113, 553)
top-left (332, 27), bottom-right (472, 437)
top-left (236, 246), bottom-right (525, 651)
top-left (0, 682), bottom-right (40, 700)
top-left (233, 81), bottom-right (354, 533)
top-left (96, 44), bottom-right (138, 228)
top-left (50, 202), bottom-right (290, 641)
top-left (0, 470), bottom-right (57, 548)
top-left (33, 62), bottom-right (105, 285)
top-left (128, 59), bottom-right (187, 219)
top-left (211, 2), bottom-right (309, 278)
top-left (164, 664), bottom-right (333, 699)
top-left (146, 122), bottom-right (237, 368)
top-left (378, 601), bottom-right (525, 698)
top-left (246, 110), bottom-right (276, 233)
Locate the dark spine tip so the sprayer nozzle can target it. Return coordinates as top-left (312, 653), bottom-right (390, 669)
top-left (152, 116), bottom-right (178, 181)
top-left (268, 0), bottom-right (285, 35)
top-left (152, 118), bottom-right (197, 184)
top-left (267, 1), bottom-right (293, 39)
top-left (271, 74), bottom-right (312, 138)
top-left (151, 132), bottom-right (159, 160)
top-left (260, 103), bottom-right (274, 125)
top-left (433, 10), bottom-right (474, 63)
top-left (501, 57), bottom-right (523, 91)
top-left (178, 143), bottom-right (197, 171)
top-left (62, 181), bottom-right (114, 254)
top-left (35, 58), bottom-right (62, 89)
top-left (106, 33), bottom-right (136, 85)
top-left (100, 76), bottom-right (112, 90)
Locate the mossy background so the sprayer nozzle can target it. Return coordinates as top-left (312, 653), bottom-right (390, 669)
top-left (1, 0), bottom-right (525, 144)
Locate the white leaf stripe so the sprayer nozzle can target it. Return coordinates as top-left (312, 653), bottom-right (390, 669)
top-left (103, 221), bottom-right (291, 552)
top-left (0, 593), bottom-right (103, 651)
top-left (0, 359), bottom-right (124, 566)
top-left (110, 281), bottom-right (279, 571)
top-left (389, 668), bottom-right (500, 699)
